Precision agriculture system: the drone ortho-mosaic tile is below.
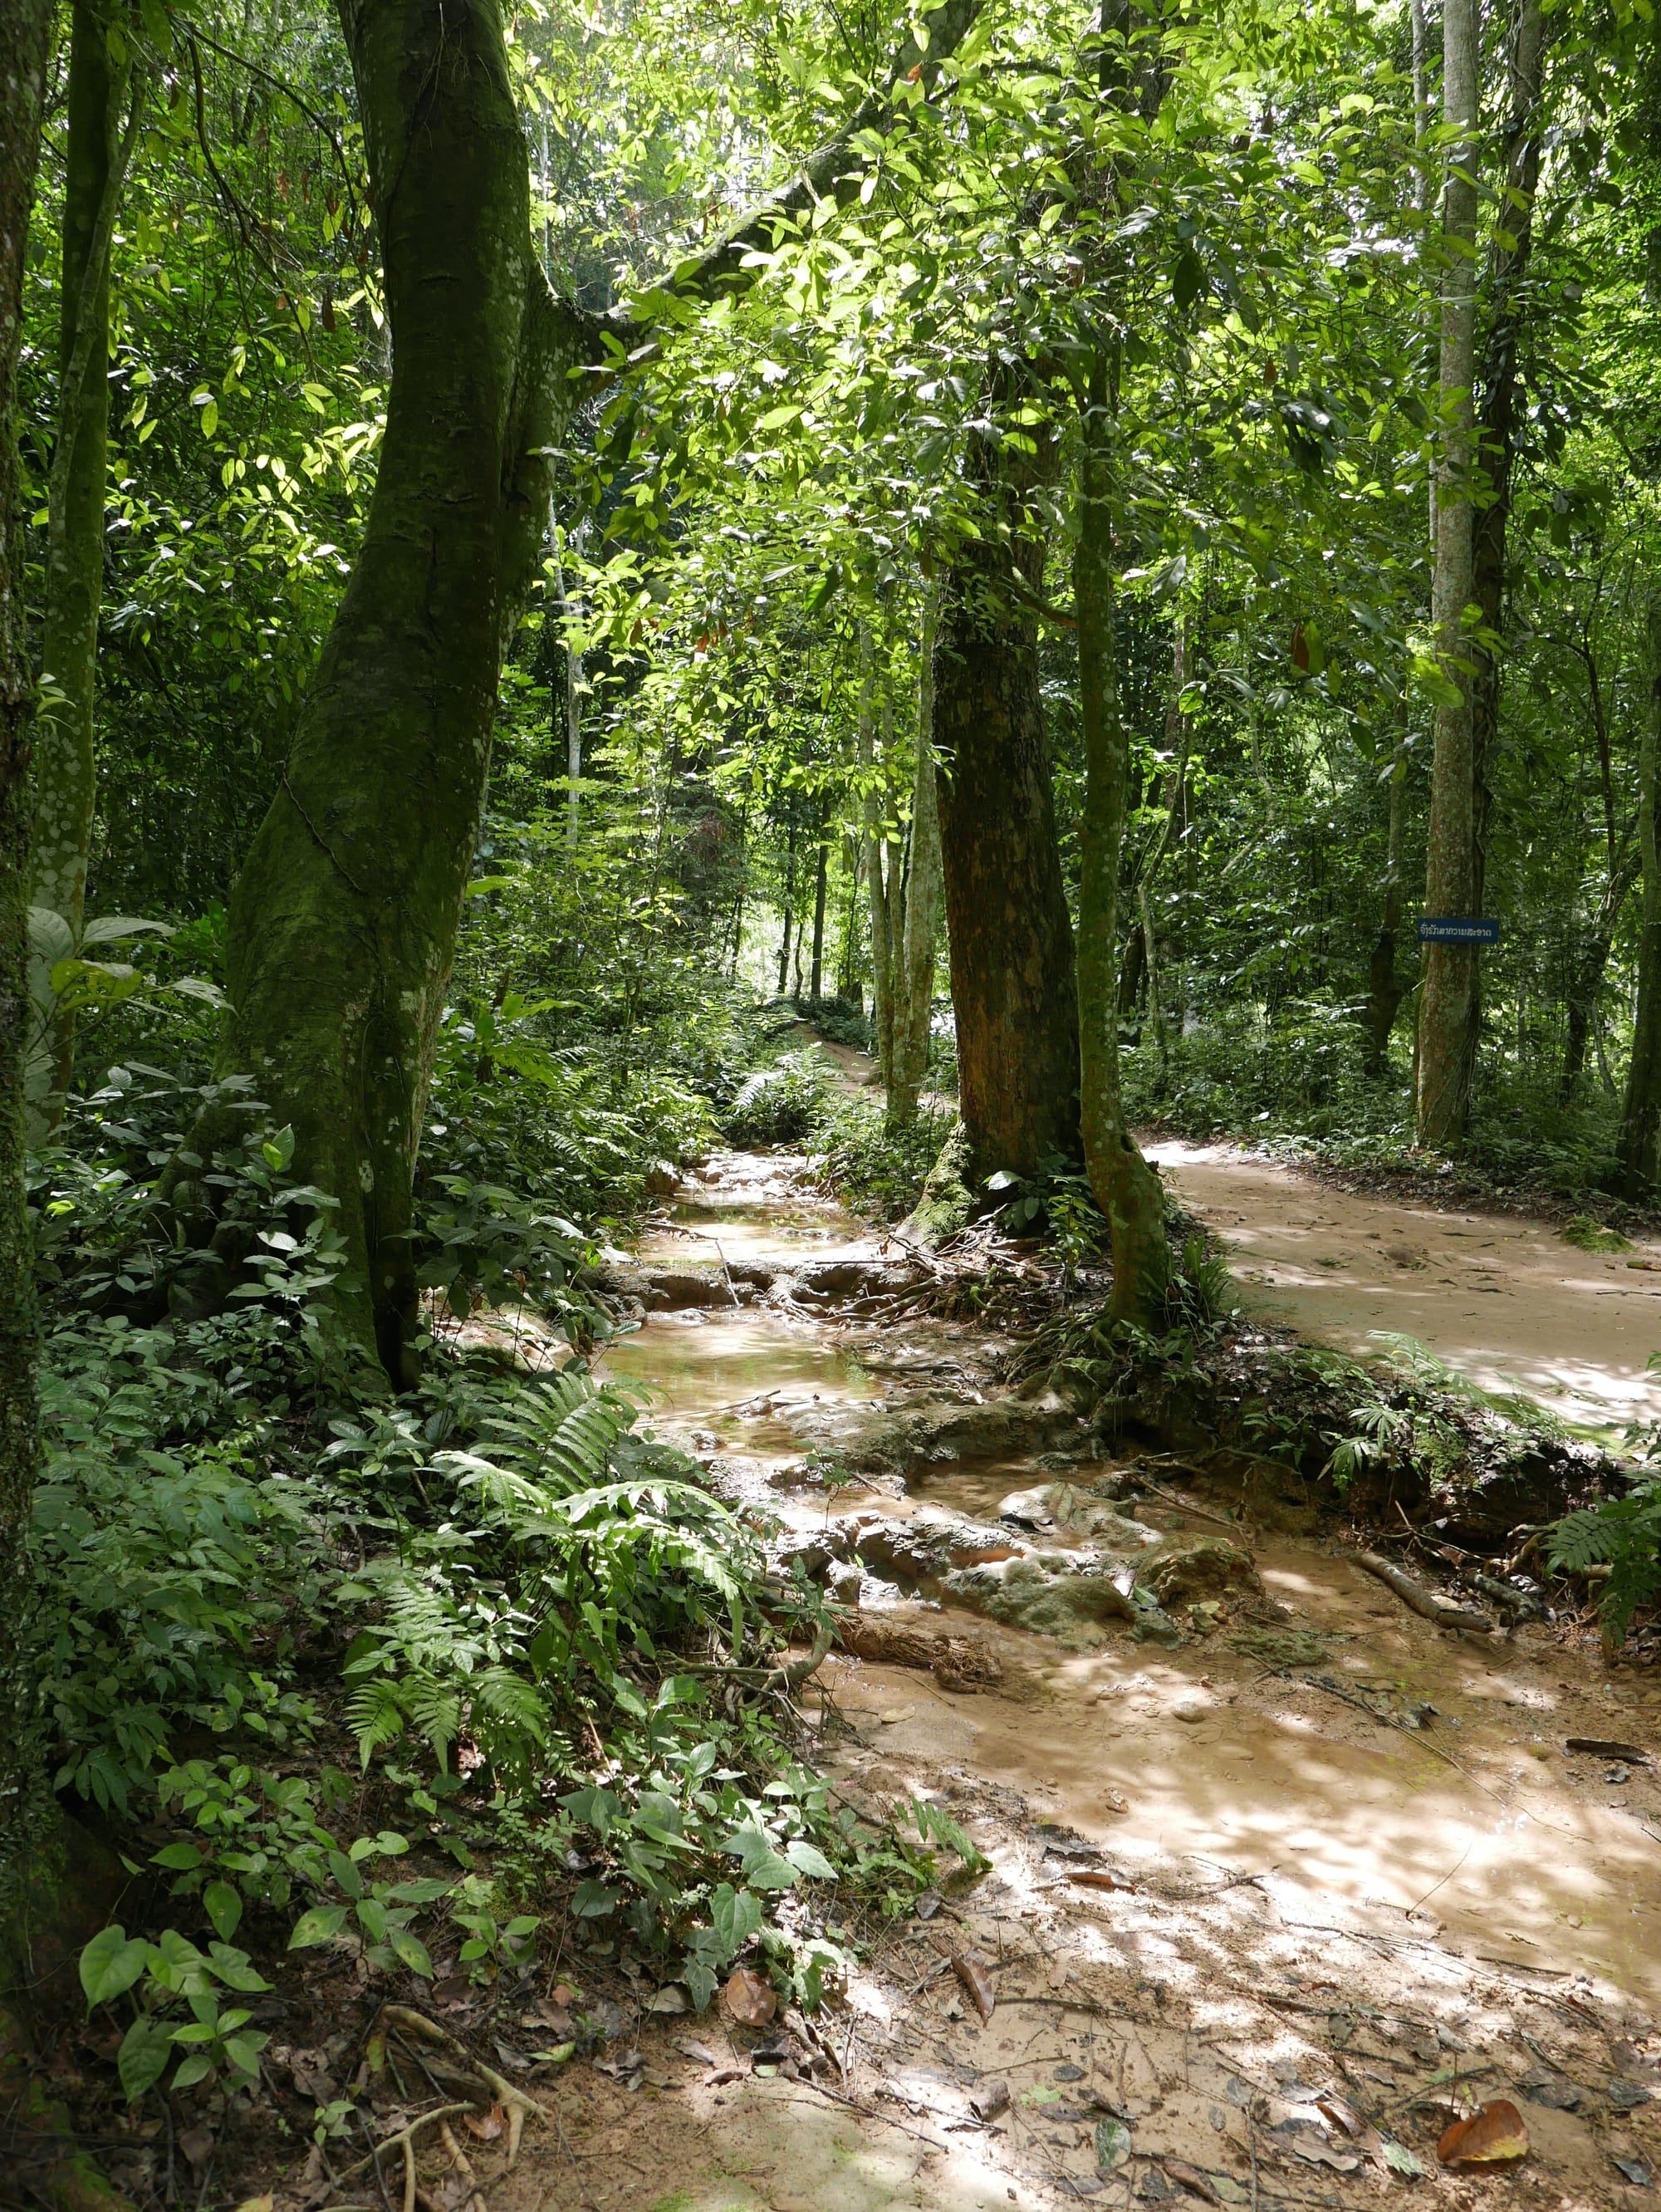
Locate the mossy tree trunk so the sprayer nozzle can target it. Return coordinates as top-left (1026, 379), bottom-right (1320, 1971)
top-left (0, 0), bottom-right (52, 1940)
top-left (1074, 373), bottom-right (1167, 1323)
top-left (1415, 0), bottom-right (1482, 1149)
top-left (185, 0), bottom-right (594, 1385)
top-left (933, 421), bottom-right (1080, 1186)
top-left (27, 10), bottom-right (146, 1136)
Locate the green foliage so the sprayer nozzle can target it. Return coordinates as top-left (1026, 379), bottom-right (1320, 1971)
top-left (1550, 1480), bottom-right (1661, 1648)
top-left (721, 1048), bottom-right (829, 1146)
top-left (816, 1093), bottom-right (953, 1221)
top-left (79, 1924), bottom-right (272, 2101)
top-left (1563, 1214), bottom-right (1631, 1253)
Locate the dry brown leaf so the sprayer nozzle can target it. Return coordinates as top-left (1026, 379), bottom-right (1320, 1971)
top-left (1068, 1867), bottom-right (1134, 1892)
top-left (178, 2125), bottom-right (214, 2170)
top-left (1438, 2099), bottom-right (1530, 2166)
top-left (969, 2078), bottom-right (1011, 2122)
top-left (462, 2103), bottom-right (504, 2143)
top-left (723, 1965), bottom-right (777, 2026)
top-left (951, 1952), bottom-right (996, 2025)
top-left (1316, 2091), bottom-right (1364, 2137)
top-left (1160, 2161), bottom-right (1219, 2205)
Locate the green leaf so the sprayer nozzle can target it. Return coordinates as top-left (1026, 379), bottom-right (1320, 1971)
top-left (289, 1905), bottom-right (350, 1950)
top-left (172, 2051), bottom-right (213, 2090)
top-left (81, 1927), bottom-right (150, 2011)
top-left (390, 1928), bottom-right (434, 1977)
top-left (118, 2015), bottom-right (174, 2102)
top-left (222, 2032), bottom-right (269, 2082)
top-left (152, 1842), bottom-right (204, 1871)
top-left (208, 1942), bottom-right (272, 1992)
top-left (1095, 2117), bottom-right (1132, 2171)
top-left (203, 1881), bottom-right (243, 1943)
top-left (784, 1839), bottom-right (837, 1881)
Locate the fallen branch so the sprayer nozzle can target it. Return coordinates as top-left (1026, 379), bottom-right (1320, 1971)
top-left (1354, 1551), bottom-right (1492, 1638)
top-left (836, 1616), bottom-right (1002, 1690)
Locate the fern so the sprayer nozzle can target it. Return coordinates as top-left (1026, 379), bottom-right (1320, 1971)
top-left (1549, 1481), bottom-right (1661, 1647)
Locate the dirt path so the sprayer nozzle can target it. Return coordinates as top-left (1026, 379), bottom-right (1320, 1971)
top-left (1147, 1140), bottom-right (1661, 1437)
top-left (466, 1153), bottom-right (1661, 2212)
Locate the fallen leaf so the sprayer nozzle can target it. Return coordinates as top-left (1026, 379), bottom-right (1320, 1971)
top-left (1614, 2156), bottom-right (1654, 2186)
top-left (914, 1891), bottom-right (943, 1920)
top-left (723, 1965), bottom-right (777, 2026)
top-left (1055, 2063), bottom-right (1085, 2082)
top-left (704, 2063), bottom-right (746, 2086)
top-left (678, 2038), bottom-right (721, 2066)
top-left (1565, 1738), bottom-right (1649, 1763)
top-left (529, 2043), bottom-right (574, 2067)
top-left (549, 1982), bottom-right (576, 2008)
top-left (878, 1705), bottom-right (914, 1724)
top-left (232, 2199), bottom-right (275, 2212)
top-left (463, 2104), bottom-right (504, 2143)
top-left (1380, 2139), bottom-right (1427, 2179)
top-left (1095, 2116), bottom-right (1133, 2172)
top-left (1160, 2160), bottom-right (1219, 2204)
top-left (951, 1951), bottom-right (996, 2024)
top-left (644, 1984), bottom-right (688, 2013)
top-left (1289, 2139), bottom-right (1360, 2173)
top-left (1316, 2091), bottom-right (1364, 2136)
top-left (1438, 2099), bottom-right (1530, 2166)
top-left (1069, 1867), bottom-right (1135, 1892)
top-left (969, 2078), bottom-right (1011, 2121)
top-left (178, 2126), bottom-right (214, 2171)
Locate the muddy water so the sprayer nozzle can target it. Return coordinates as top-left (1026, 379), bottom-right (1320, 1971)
top-left (600, 1151), bottom-right (1661, 2011)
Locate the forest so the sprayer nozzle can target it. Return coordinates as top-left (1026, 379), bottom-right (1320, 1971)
top-left (5, 0), bottom-right (1661, 2206)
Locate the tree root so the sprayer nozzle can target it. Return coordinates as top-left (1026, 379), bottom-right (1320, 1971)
top-left (1354, 1550), bottom-right (1492, 1637)
top-left (380, 2007), bottom-right (550, 2169)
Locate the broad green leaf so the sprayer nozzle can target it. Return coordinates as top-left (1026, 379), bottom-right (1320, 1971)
top-left (289, 1905), bottom-right (350, 1950)
top-left (118, 2015), bottom-right (174, 2102)
top-left (203, 1881), bottom-right (243, 1942)
top-left (81, 1927), bottom-right (150, 2011)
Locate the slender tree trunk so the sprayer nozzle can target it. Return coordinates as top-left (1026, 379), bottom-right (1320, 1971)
top-left (836, 832), bottom-right (860, 999)
top-left (1075, 375), bottom-right (1166, 1322)
top-left (889, 586), bottom-right (942, 1126)
top-left (859, 622), bottom-right (897, 1088)
top-left (1563, 851), bottom-right (1638, 1098)
top-left (173, 0), bottom-right (596, 1385)
top-left (1619, 616), bottom-right (1661, 1193)
top-left (1416, 0), bottom-right (1482, 1150)
top-left (547, 516), bottom-right (583, 851)
top-left (776, 814), bottom-right (796, 995)
top-left (1136, 621), bottom-right (1188, 1086)
top-left (0, 0), bottom-right (52, 1946)
top-left (1469, 0), bottom-right (1548, 921)
top-left (1363, 697), bottom-right (1410, 1074)
top-left (933, 424), bottom-right (1080, 1183)
top-left (809, 820), bottom-right (827, 1002)
top-left (27, 15), bottom-right (147, 1135)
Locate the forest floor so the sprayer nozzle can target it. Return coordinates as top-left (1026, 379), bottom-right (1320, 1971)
top-left (451, 1135), bottom-right (1661, 2212)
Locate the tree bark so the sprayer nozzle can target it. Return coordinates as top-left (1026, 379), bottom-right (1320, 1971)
top-left (1363, 698), bottom-right (1409, 1075)
top-left (1135, 621), bottom-right (1188, 1086)
top-left (1619, 608), bottom-right (1661, 1191)
top-left (1075, 375), bottom-right (1166, 1322)
top-left (809, 817), bottom-right (827, 1002)
top-left (859, 623), bottom-right (897, 1086)
top-left (1562, 852), bottom-right (1638, 1099)
top-left (179, 0), bottom-right (595, 1385)
top-left (27, 13), bottom-right (146, 1135)
top-left (933, 424), bottom-right (1080, 1184)
top-left (1469, 0), bottom-right (1548, 918)
top-left (889, 586), bottom-right (942, 1126)
top-left (0, 0), bottom-right (52, 1944)
top-left (1415, 0), bottom-right (1482, 1150)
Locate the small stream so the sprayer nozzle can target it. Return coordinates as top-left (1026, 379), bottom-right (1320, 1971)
top-left (592, 1150), bottom-right (1661, 2007)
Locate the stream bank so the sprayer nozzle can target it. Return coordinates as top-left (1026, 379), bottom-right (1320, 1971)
top-left (485, 1148), bottom-right (1661, 2212)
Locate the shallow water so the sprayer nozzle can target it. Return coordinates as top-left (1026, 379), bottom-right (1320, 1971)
top-left (614, 1150), bottom-right (1661, 2005)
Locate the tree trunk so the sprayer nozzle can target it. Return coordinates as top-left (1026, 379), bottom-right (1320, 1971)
top-left (933, 429), bottom-right (1080, 1184)
top-left (547, 515), bottom-right (583, 851)
top-left (1469, 0), bottom-right (1547, 925)
top-left (1563, 851), bottom-right (1638, 1099)
top-left (776, 812), bottom-right (796, 996)
top-left (176, 0), bottom-right (595, 1386)
top-left (1415, 0), bottom-right (1482, 1150)
top-left (1619, 608), bottom-right (1661, 1189)
top-left (27, 15), bottom-right (146, 1135)
top-left (1075, 375), bottom-right (1166, 1322)
top-left (889, 586), bottom-right (943, 1126)
top-left (1135, 621), bottom-right (1188, 1087)
top-left (809, 821), bottom-right (827, 1002)
top-left (1363, 699), bottom-right (1409, 1075)
top-left (860, 622), bottom-right (897, 1088)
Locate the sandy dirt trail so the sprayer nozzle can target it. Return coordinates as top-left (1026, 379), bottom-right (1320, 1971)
top-left (463, 1152), bottom-right (1661, 2212)
top-left (1146, 1140), bottom-right (1661, 1436)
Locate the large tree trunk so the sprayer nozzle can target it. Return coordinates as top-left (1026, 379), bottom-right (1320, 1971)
top-left (0, 0), bottom-right (52, 1944)
top-left (889, 586), bottom-right (942, 1126)
top-left (933, 429), bottom-right (1080, 1185)
top-left (1415, 0), bottom-right (1482, 1150)
top-left (175, 0), bottom-right (591, 1385)
top-left (27, 13), bottom-right (145, 1135)
top-left (1075, 376), bottom-right (1166, 1322)
top-left (858, 625), bottom-right (897, 1084)
top-left (1469, 0), bottom-right (1548, 926)
top-left (1619, 614), bottom-right (1661, 1191)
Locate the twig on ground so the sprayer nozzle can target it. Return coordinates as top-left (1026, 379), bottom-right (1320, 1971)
top-left (1353, 1550), bottom-right (1492, 1637)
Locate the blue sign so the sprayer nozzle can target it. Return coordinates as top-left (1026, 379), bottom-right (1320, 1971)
top-left (1418, 918), bottom-right (1502, 945)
